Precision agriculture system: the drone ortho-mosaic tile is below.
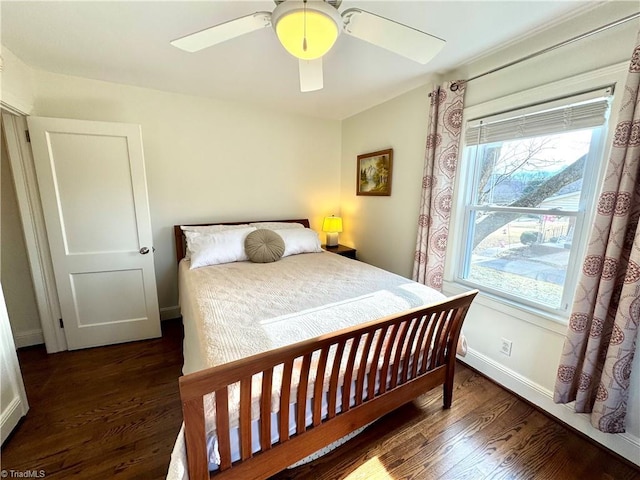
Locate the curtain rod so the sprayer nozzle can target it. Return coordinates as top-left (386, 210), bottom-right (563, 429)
top-left (450, 11), bottom-right (640, 90)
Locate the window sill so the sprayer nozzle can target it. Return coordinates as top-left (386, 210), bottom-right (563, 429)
top-left (443, 280), bottom-right (568, 335)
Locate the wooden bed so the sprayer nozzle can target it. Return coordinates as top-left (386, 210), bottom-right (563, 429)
top-left (173, 219), bottom-right (477, 480)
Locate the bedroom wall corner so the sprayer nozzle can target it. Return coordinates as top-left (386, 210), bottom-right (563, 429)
top-left (340, 80), bottom-right (437, 278)
top-left (0, 46), bottom-right (35, 114)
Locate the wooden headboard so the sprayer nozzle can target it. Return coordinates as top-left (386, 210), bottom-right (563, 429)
top-left (173, 219), bottom-right (311, 264)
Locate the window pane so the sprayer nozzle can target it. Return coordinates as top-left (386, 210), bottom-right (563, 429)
top-left (472, 130), bottom-right (592, 208)
top-left (463, 213), bottom-right (577, 309)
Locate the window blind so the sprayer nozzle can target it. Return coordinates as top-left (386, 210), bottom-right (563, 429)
top-left (465, 87), bottom-right (612, 146)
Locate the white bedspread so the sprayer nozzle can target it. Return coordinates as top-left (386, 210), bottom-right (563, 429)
top-left (168, 252), bottom-right (447, 479)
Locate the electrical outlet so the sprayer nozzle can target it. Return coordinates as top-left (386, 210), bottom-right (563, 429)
top-left (500, 338), bottom-right (512, 356)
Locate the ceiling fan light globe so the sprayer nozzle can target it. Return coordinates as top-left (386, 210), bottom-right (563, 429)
top-left (273, 1), bottom-right (341, 60)
top-left (276, 10), bottom-right (338, 60)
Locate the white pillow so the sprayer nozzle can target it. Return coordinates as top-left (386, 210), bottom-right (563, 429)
top-left (272, 228), bottom-right (322, 257)
top-left (187, 227), bottom-right (256, 268)
top-left (181, 224), bottom-right (250, 259)
top-left (250, 222), bottom-right (305, 230)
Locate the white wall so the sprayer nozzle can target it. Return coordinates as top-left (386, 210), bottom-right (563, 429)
top-left (1, 129), bottom-right (42, 346)
top-left (341, 0), bottom-right (640, 465)
top-left (456, 2), bottom-right (639, 109)
top-left (31, 70), bottom-right (342, 317)
top-left (340, 81), bottom-right (436, 278)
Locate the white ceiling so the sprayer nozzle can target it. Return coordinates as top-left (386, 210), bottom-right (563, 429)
top-left (1, 1), bottom-right (600, 120)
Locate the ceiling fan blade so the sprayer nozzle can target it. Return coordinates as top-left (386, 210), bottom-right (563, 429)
top-left (171, 12), bottom-right (271, 52)
top-left (299, 58), bottom-right (323, 92)
top-left (342, 9), bottom-right (445, 64)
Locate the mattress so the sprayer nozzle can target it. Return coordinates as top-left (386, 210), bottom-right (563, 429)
top-left (167, 251), bottom-right (447, 479)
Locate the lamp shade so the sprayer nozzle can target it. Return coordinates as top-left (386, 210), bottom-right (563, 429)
top-left (322, 216), bottom-right (343, 233)
top-left (272, 1), bottom-right (341, 60)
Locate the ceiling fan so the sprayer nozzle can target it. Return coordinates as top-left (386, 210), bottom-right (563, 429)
top-left (171, 0), bottom-right (445, 93)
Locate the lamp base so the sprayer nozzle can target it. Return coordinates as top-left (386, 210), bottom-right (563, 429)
top-left (325, 232), bottom-right (339, 247)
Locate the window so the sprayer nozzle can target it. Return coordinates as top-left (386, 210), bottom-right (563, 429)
top-left (457, 88), bottom-right (612, 313)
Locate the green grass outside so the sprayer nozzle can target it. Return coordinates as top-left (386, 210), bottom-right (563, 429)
top-left (467, 264), bottom-right (563, 308)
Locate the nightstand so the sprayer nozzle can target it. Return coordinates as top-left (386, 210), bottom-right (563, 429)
top-left (322, 244), bottom-right (357, 260)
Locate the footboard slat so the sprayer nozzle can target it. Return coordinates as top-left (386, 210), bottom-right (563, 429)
top-left (239, 378), bottom-right (252, 460)
top-left (327, 340), bottom-right (346, 419)
top-left (390, 320), bottom-right (410, 389)
top-left (437, 313), bottom-right (454, 366)
top-left (296, 353), bottom-right (312, 435)
top-left (179, 290), bottom-right (478, 480)
top-left (313, 347), bottom-right (330, 427)
top-left (341, 334), bottom-right (362, 413)
top-left (368, 325), bottom-right (389, 400)
top-left (412, 312), bottom-right (434, 378)
top-left (430, 311), bottom-right (450, 369)
top-left (279, 360), bottom-right (293, 442)
top-left (260, 368), bottom-right (273, 451)
top-left (422, 311), bottom-right (443, 373)
top-left (215, 387), bottom-right (231, 471)
top-left (355, 332), bottom-right (375, 405)
top-left (379, 323), bottom-right (399, 394)
top-left (401, 316), bottom-right (421, 383)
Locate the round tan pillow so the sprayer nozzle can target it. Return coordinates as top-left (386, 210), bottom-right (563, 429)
top-left (245, 229), bottom-right (285, 263)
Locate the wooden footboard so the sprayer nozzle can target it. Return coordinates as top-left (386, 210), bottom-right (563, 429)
top-left (179, 290), bottom-right (477, 480)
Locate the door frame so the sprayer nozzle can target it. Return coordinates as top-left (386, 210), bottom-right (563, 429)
top-left (2, 111), bottom-right (67, 352)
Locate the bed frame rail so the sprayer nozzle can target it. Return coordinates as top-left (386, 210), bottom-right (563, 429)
top-left (180, 289), bottom-right (477, 480)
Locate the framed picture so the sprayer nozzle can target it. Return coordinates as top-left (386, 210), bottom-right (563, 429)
top-left (357, 148), bottom-right (393, 196)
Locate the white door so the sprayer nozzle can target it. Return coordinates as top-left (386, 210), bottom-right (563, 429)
top-left (27, 116), bottom-right (160, 350)
top-left (0, 282), bottom-right (29, 445)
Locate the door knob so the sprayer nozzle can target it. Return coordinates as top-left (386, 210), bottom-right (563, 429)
top-left (139, 247), bottom-right (150, 255)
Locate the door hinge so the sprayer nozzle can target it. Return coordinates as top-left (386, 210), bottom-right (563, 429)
top-left (25, 130), bottom-right (31, 143)
top-left (59, 318), bottom-right (64, 328)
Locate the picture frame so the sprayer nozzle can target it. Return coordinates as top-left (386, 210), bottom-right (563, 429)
top-left (357, 148), bottom-right (393, 196)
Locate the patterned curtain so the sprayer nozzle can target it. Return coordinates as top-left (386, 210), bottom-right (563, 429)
top-left (554, 32), bottom-right (640, 433)
top-left (413, 81), bottom-right (466, 290)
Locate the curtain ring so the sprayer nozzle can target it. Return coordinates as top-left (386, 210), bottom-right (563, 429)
top-left (450, 82), bottom-right (458, 92)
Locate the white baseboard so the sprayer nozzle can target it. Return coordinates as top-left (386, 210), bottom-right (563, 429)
top-left (160, 305), bottom-right (181, 321)
top-left (14, 329), bottom-right (44, 348)
top-left (1, 396), bottom-right (28, 445)
top-left (460, 347), bottom-right (640, 467)
top-left (14, 310), bottom-right (181, 347)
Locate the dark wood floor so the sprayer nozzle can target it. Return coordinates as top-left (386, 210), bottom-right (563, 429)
top-left (1, 320), bottom-right (184, 479)
top-left (2, 319), bottom-right (638, 479)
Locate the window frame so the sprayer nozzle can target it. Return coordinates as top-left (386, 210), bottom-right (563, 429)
top-left (443, 63), bottom-right (628, 324)
top-left (457, 126), bottom-right (608, 314)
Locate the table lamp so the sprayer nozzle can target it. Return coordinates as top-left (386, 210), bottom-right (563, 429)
top-left (322, 216), bottom-right (343, 247)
